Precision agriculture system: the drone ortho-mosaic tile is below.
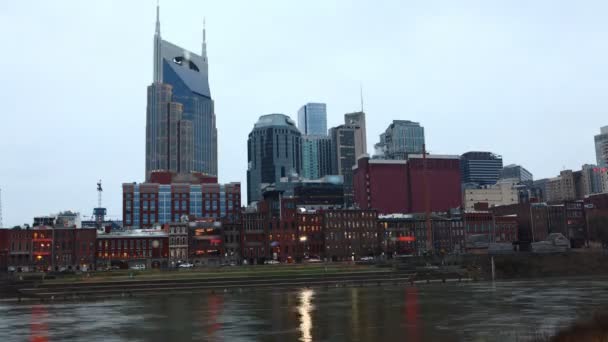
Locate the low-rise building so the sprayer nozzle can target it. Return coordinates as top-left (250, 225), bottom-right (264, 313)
top-left (96, 229), bottom-right (168, 269)
top-left (463, 180), bottom-right (519, 211)
top-left (166, 222), bottom-right (188, 267)
top-left (188, 219), bottom-right (224, 266)
top-left (323, 209), bottom-right (379, 261)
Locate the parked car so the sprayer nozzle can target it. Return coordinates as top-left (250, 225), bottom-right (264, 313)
top-left (178, 263), bottom-right (194, 268)
top-left (306, 258), bottom-right (322, 263)
top-left (360, 256), bottom-right (374, 262)
top-left (264, 260), bottom-right (280, 265)
top-left (129, 264), bottom-right (146, 271)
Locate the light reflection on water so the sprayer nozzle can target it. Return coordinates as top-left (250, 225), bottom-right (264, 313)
top-left (298, 289), bottom-right (314, 342)
top-left (0, 277), bottom-right (607, 341)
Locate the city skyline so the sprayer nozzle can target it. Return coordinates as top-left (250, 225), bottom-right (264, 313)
top-left (1, 0), bottom-right (606, 226)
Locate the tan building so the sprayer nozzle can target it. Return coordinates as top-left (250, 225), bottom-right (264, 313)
top-left (464, 180), bottom-right (519, 211)
top-left (546, 170), bottom-right (581, 203)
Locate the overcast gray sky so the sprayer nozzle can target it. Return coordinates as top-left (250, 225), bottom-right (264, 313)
top-left (0, 0), bottom-right (606, 226)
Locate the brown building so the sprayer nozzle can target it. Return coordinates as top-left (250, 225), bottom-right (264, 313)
top-left (242, 211), bottom-right (267, 264)
top-left (322, 209), bottom-right (379, 261)
top-left (0, 229), bottom-right (33, 272)
top-left (463, 212), bottom-right (518, 244)
top-left (97, 230), bottom-right (168, 269)
top-left (296, 211), bottom-right (324, 259)
top-left (188, 219), bottom-right (224, 266)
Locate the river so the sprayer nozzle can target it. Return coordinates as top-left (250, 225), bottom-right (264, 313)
top-left (1, 277), bottom-right (607, 341)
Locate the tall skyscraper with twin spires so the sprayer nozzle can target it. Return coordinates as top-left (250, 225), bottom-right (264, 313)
top-left (145, 4), bottom-right (218, 181)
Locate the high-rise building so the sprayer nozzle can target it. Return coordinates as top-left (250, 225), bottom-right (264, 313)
top-left (595, 126), bottom-right (608, 168)
top-left (460, 152), bottom-right (503, 186)
top-left (146, 5), bottom-right (217, 181)
top-left (297, 103), bottom-right (327, 136)
top-left (247, 114), bottom-right (302, 203)
top-left (329, 125), bottom-right (360, 206)
top-left (499, 164), bottom-right (533, 184)
top-left (301, 136), bottom-right (332, 180)
top-left (374, 120), bottom-right (425, 160)
top-left (344, 112), bottom-right (367, 157)
top-left (581, 164), bottom-right (607, 196)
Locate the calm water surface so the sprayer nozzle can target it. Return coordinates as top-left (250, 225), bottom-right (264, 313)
top-left (1, 277), bottom-right (608, 342)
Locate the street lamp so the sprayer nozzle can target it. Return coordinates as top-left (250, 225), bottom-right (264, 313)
top-left (299, 236), bottom-right (308, 260)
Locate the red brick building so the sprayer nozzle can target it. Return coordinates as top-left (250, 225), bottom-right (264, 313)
top-left (323, 209), bottom-right (379, 261)
top-left (353, 155), bottom-right (462, 214)
top-left (97, 230), bottom-right (168, 269)
top-left (463, 212), bottom-right (518, 243)
top-left (51, 228), bottom-right (96, 271)
top-left (123, 182), bottom-right (241, 228)
top-left (0, 229), bottom-right (33, 271)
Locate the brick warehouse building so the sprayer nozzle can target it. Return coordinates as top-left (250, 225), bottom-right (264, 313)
top-left (323, 209), bottom-right (379, 261)
top-left (378, 213), bottom-right (465, 256)
top-left (123, 182), bottom-right (241, 228)
top-left (96, 229), bottom-right (168, 269)
top-left (353, 154), bottom-right (462, 214)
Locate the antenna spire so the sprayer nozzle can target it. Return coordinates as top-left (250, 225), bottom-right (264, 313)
top-left (360, 83), bottom-right (364, 112)
top-left (155, 0), bottom-right (160, 35)
top-left (153, 0), bottom-right (162, 83)
top-left (202, 17), bottom-right (208, 61)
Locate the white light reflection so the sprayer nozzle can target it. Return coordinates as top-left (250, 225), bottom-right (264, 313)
top-left (298, 289), bottom-right (315, 342)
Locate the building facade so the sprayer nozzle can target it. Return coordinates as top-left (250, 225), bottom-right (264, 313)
top-left (97, 229), bottom-right (168, 269)
top-left (374, 120), bottom-right (425, 160)
top-left (146, 5), bottom-right (217, 180)
top-left (301, 135), bottom-right (333, 180)
top-left (323, 209), bottom-right (379, 261)
top-left (581, 164), bottom-right (608, 196)
top-left (329, 125), bottom-right (360, 206)
top-left (122, 182), bottom-right (241, 228)
top-left (460, 152), bottom-right (503, 186)
top-left (499, 164), bottom-right (533, 184)
top-left (463, 180), bottom-right (519, 211)
top-left (166, 222), bottom-right (188, 266)
top-left (545, 170), bottom-right (581, 203)
top-left (595, 126), bottom-right (608, 168)
top-left (353, 155), bottom-right (462, 214)
top-left (247, 114), bottom-right (302, 203)
top-left (297, 103), bottom-right (327, 136)
top-left (344, 112), bottom-right (367, 156)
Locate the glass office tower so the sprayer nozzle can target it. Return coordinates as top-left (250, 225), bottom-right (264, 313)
top-left (297, 103), bottom-right (327, 136)
top-left (247, 114), bottom-right (302, 203)
top-left (146, 5), bottom-right (217, 180)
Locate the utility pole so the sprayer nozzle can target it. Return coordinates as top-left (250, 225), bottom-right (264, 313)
top-left (423, 144), bottom-right (433, 253)
top-left (0, 187), bottom-right (3, 228)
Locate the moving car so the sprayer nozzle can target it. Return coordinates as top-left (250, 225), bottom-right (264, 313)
top-left (178, 263), bottom-right (194, 268)
top-left (129, 264), bottom-right (146, 271)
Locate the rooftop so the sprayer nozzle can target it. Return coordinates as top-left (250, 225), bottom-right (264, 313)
top-left (254, 114), bottom-right (297, 129)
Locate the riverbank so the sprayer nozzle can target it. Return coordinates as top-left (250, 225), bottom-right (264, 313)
top-left (6, 263), bottom-right (471, 301)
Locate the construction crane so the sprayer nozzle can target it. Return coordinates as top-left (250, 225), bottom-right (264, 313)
top-left (97, 180), bottom-right (103, 208)
top-left (93, 180), bottom-right (106, 227)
